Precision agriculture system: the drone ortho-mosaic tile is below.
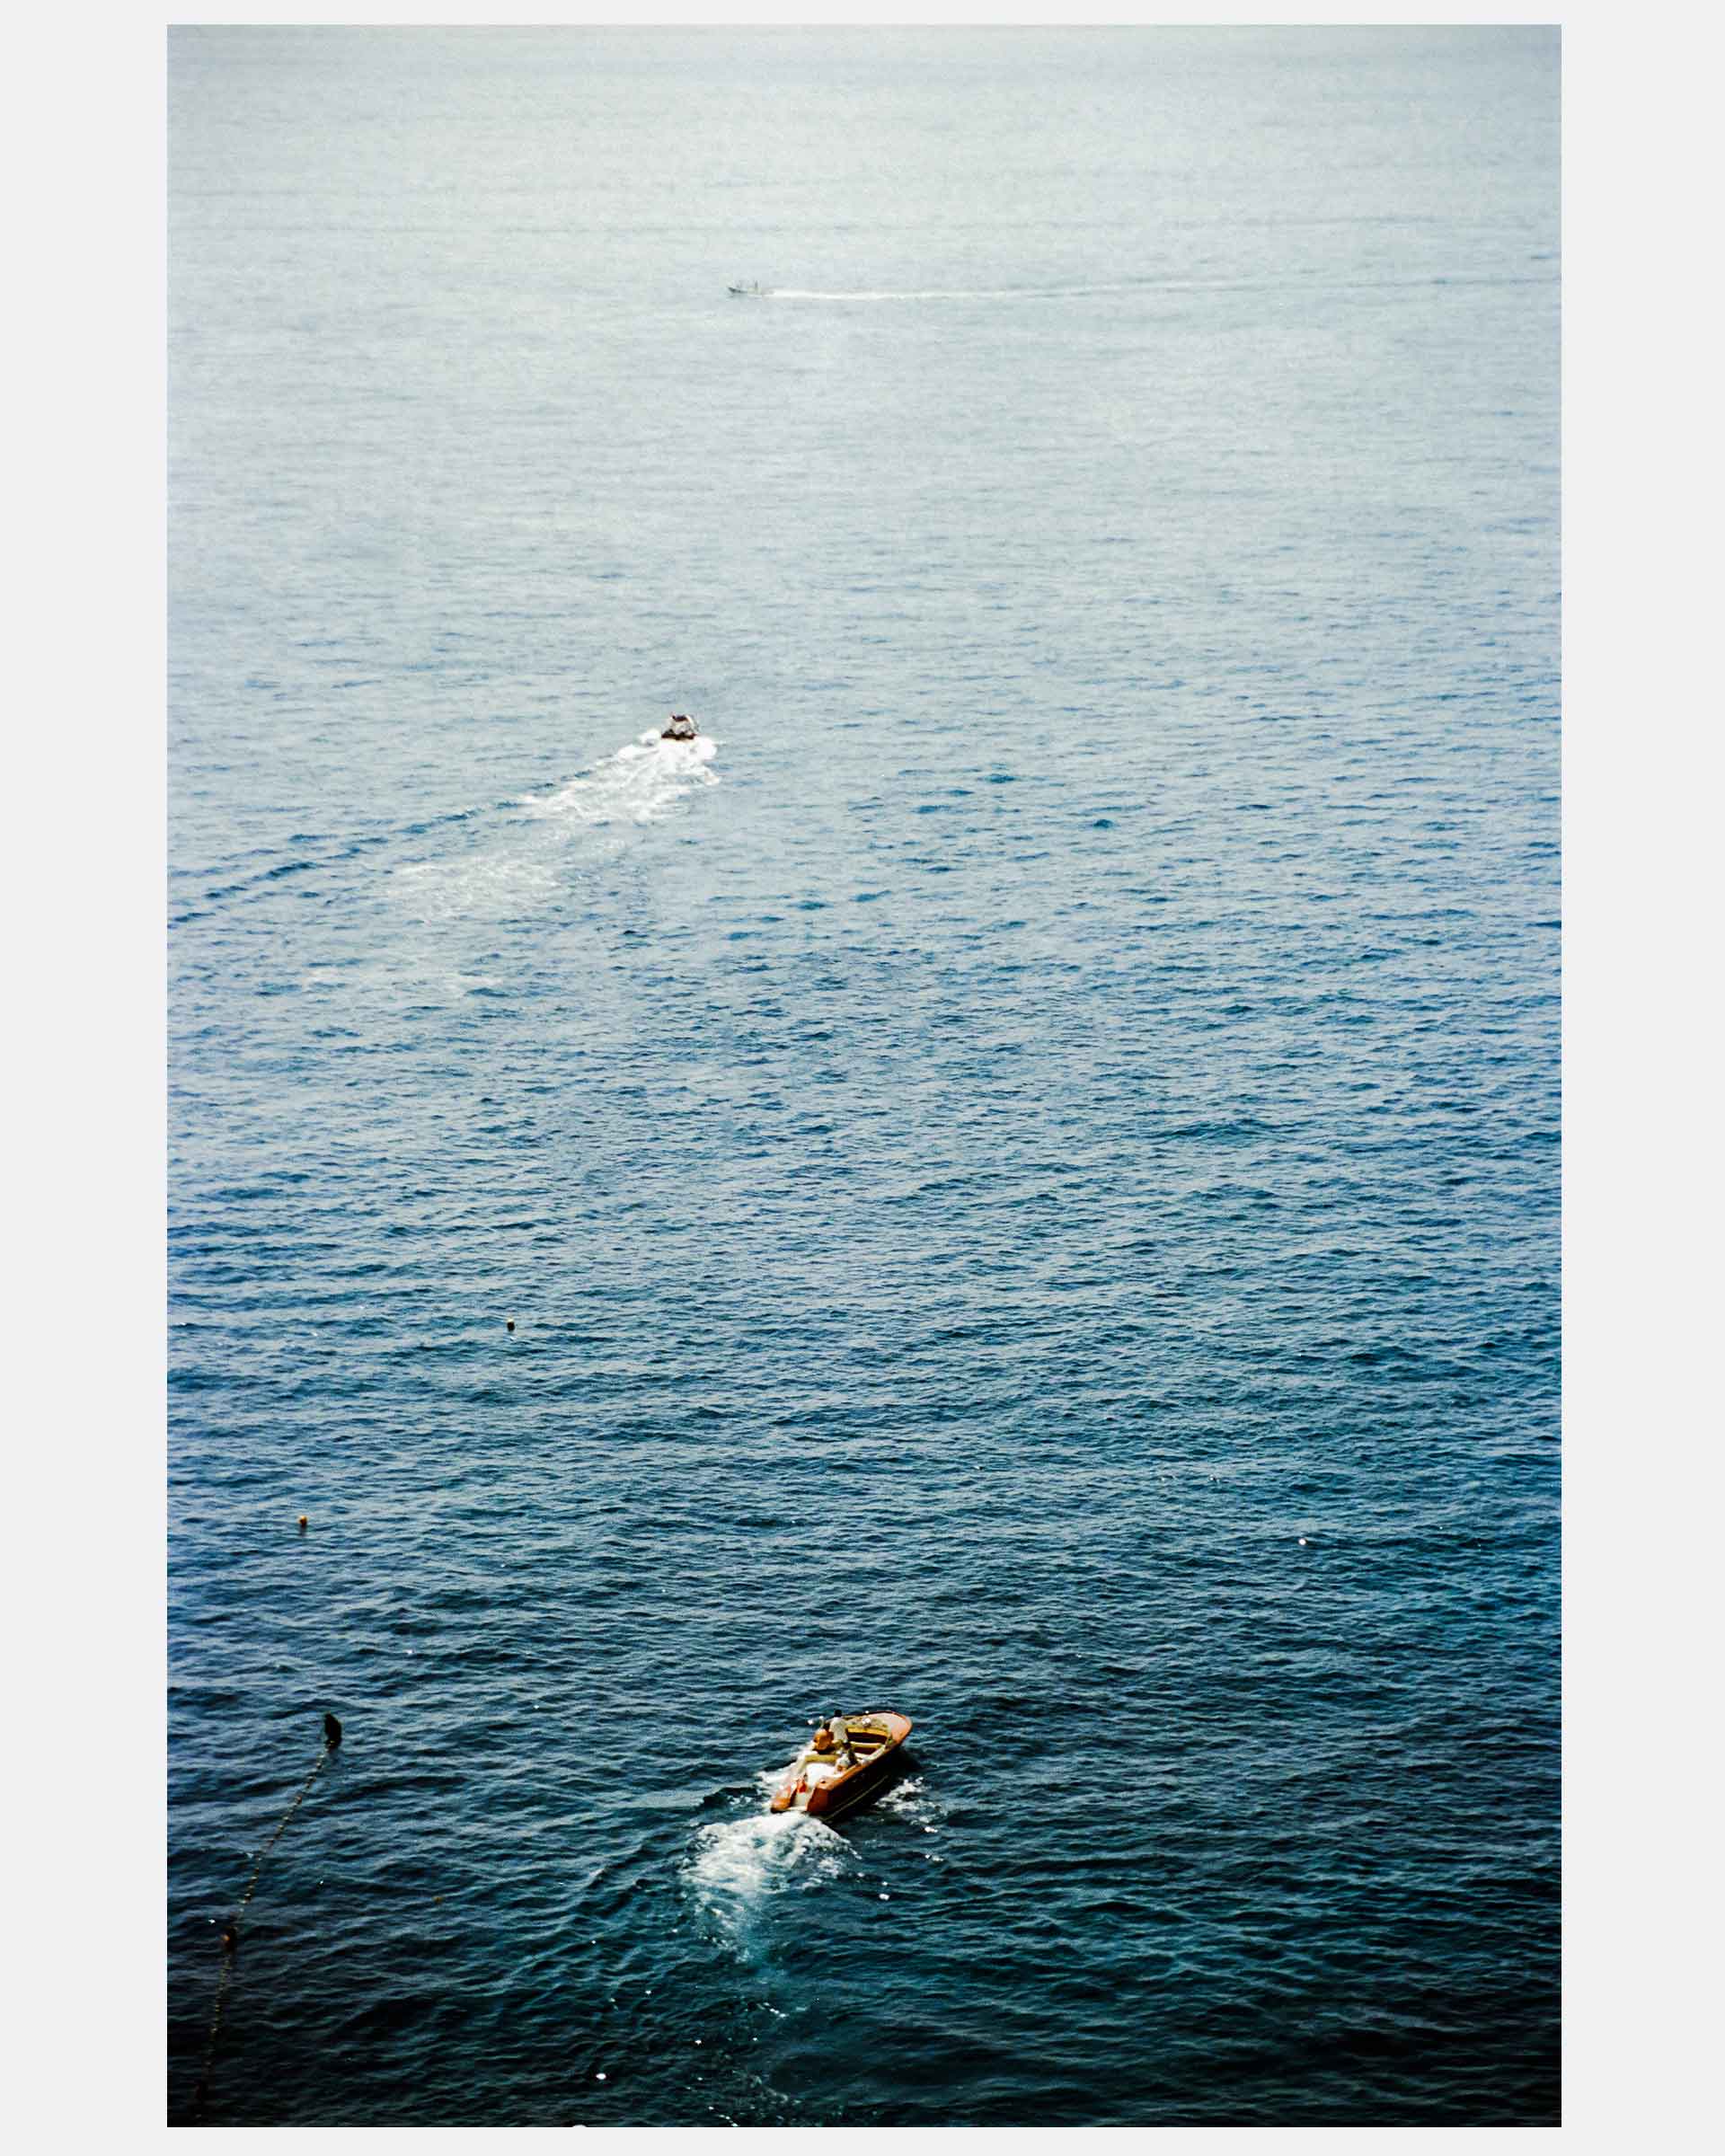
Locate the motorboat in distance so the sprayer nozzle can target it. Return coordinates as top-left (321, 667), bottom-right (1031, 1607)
top-left (770, 1711), bottom-right (912, 1822)
top-left (660, 712), bottom-right (699, 741)
top-left (727, 279), bottom-right (769, 298)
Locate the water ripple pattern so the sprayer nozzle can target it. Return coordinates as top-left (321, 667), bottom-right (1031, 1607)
top-left (169, 25), bottom-right (1560, 2128)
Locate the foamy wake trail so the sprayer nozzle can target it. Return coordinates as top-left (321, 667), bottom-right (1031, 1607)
top-left (522, 729), bottom-right (719, 828)
top-left (767, 287), bottom-right (1020, 302)
top-left (873, 1774), bottom-right (937, 1825)
top-left (685, 1771), bottom-right (854, 1940)
top-left (873, 1775), bottom-right (952, 1863)
top-left (764, 279), bottom-right (1174, 304)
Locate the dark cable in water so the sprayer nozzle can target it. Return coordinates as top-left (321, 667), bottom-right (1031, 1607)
top-left (190, 1713), bottom-right (342, 2124)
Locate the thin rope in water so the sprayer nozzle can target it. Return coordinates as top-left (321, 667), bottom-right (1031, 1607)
top-left (190, 1723), bottom-right (339, 2124)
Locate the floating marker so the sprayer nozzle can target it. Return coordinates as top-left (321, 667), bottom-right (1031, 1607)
top-left (297, 1515), bottom-right (308, 1532)
top-left (506, 1319), bottom-right (515, 1333)
top-left (323, 1712), bottom-right (342, 1749)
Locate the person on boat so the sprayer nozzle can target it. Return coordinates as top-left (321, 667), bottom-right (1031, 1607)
top-left (811, 1724), bottom-right (836, 1754)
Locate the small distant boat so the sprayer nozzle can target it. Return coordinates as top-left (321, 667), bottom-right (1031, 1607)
top-left (660, 712), bottom-right (699, 742)
top-left (727, 279), bottom-right (769, 298)
top-left (770, 1711), bottom-right (912, 1821)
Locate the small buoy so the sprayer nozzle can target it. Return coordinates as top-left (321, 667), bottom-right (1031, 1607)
top-left (506, 1319), bottom-right (515, 1334)
top-left (297, 1515), bottom-right (308, 1532)
top-left (1298, 1538), bottom-right (1309, 1547)
top-left (220, 1925), bottom-right (238, 1954)
top-left (596, 2072), bottom-right (606, 2082)
top-left (323, 1712), bottom-right (343, 1749)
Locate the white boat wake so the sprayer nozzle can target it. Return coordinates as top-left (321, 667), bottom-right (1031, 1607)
top-left (684, 1768), bottom-right (856, 1947)
top-left (522, 728), bottom-right (720, 829)
top-left (685, 1759), bottom-right (947, 1931)
top-left (765, 286), bottom-right (1024, 302)
top-left (761, 279), bottom-right (1175, 304)
top-left (757, 270), bottom-right (1545, 305)
top-left (391, 727), bottom-right (719, 923)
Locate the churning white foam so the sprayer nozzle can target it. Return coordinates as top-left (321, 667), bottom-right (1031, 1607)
top-left (685, 1769), bottom-right (855, 1940)
top-left (522, 729), bottom-right (720, 828)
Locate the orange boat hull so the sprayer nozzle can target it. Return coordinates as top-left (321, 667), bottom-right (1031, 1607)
top-left (769, 1712), bottom-right (913, 1821)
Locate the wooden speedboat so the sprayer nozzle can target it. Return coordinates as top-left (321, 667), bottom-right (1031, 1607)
top-left (769, 1711), bottom-right (912, 1821)
top-left (660, 712), bottom-right (698, 741)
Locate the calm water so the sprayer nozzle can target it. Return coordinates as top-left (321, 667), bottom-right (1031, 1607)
top-left (167, 27), bottom-right (1560, 2126)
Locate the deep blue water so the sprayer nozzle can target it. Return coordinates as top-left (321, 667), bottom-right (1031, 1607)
top-left (167, 26), bottom-right (1560, 2126)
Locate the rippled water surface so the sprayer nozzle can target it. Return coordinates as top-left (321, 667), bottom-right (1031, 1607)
top-left (168, 26), bottom-right (1560, 2126)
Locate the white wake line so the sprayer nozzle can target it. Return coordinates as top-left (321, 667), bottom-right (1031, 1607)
top-left (765, 285), bottom-right (1145, 303)
top-left (686, 1771), bottom-right (854, 1910)
top-left (518, 729), bottom-right (720, 828)
top-left (761, 271), bottom-right (1555, 303)
top-left (767, 287), bottom-right (1035, 302)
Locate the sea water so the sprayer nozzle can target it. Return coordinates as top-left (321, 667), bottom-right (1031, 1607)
top-left (168, 26), bottom-right (1560, 2125)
